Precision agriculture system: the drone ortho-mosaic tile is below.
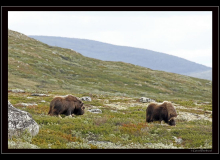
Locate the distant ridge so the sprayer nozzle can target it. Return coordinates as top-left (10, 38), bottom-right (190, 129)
top-left (29, 35), bottom-right (212, 80)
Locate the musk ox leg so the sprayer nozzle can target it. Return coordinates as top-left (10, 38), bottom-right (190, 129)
top-left (48, 111), bottom-right (56, 116)
top-left (147, 119), bottom-right (153, 123)
top-left (65, 109), bottom-right (73, 117)
top-left (48, 108), bottom-right (52, 115)
top-left (146, 115), bottom-right (151, 123)
top-left (58, 114), bottom-right (62, 119)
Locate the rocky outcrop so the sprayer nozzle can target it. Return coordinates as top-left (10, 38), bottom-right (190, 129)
top-left (80, 96), bottom-right (92, 101)
top-left (139, 97), bottom-right (155, 103)
top-left (8, 101), bottom-right (39, 139)
top-left (88, 109), bottom-right (102, 113)
top-left (177, 111), bottom-right (212, 122)
top-left (16, 102), bottom-right (38, 107)
top-left (8, 89), bottom-right (25, 93)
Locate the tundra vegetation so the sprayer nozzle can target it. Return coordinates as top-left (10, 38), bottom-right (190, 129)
top-left (8, 91), bottom-right (212, 149)
top-left (8, 30), bottom-right (212, 149)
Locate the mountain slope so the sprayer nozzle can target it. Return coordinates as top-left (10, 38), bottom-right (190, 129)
top-left (8, 30), bottom-right (212, 101)
top-left (187, 70), bottom-right (212, 80)
top-left (29, 35), bottom-right (212, 80)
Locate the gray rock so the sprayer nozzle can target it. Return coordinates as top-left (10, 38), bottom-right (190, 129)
top-left (139, 97), bottom-right (155, 103)
top-left (172, 136), bottom-right (183, 144)
top-left (17, 103), bottom-right (38, 107)
top-left (88, 109), bottom-right (102, 113)
top-left (80, 96), bottom-right (92, 101)
top-left (27, 97), bottom-right (33, 99)
top-left (9, 89), bottom-right (25, 93)
top-left (8, 101), bottom-right (39, 138)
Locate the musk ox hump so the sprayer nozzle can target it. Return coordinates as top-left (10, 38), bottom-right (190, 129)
top-left (64, 95), bottom-right (80, 102)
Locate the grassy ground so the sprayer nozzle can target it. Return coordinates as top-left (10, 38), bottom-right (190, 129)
top-left (8, 90), bottom-right (212, 149)
top-left (8, 29), bottom-right (212, 150)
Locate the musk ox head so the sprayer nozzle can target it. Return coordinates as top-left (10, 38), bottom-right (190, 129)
top-left (168, 117), bottom-right (176, 126)
top-left (164, 101), bottom-right (177, 126)
top-left (73, 99), bottom-right (85, 115)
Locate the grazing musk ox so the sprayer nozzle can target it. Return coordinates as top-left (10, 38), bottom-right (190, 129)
top-left (48, 95), bottom-right (85, 118)
top-left (146, 101), bottom-right (177, 126)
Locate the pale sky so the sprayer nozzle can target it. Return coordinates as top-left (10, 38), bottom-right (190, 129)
top-left (8, 11), bottom-right (212, 67)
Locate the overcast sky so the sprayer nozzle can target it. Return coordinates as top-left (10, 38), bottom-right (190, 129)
top-left (8, 11), bottom-right (212, 67)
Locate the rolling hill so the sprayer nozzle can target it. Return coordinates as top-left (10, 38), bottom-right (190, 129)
top-left (7, 29), bottom-right (213, 150)
top-left (8, 29), bottom-right (212, 101)
top-left (29, 35), bottom-right (212, 80)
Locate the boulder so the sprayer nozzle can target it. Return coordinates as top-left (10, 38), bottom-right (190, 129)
top-left (8, 101), bottom-right (39, 139)
top-left (8, 89), bottom-right (25, 93)
top-left (80, 96), bottom-right (92, 101)
top-left (172, 136), bottom-right (183, 144)
top-left (139, 97), bottom-right (155, 103)
top-left (88, 109), bottom-right (102, 113)
top-left (27, 97), bottom-right (33, 99)
top-left (16, 102), bottom-right (38, 107)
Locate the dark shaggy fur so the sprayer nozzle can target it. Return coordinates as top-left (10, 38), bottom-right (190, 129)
top-left (146, 101), bottom-right (177, 126)
top-left (48, 95), bottom-right (85, 117)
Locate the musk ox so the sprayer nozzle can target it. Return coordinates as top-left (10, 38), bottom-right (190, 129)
top-left (48, 95), bottom-right (85, 118)
top-left (146, 101), bottom-right (177, 126)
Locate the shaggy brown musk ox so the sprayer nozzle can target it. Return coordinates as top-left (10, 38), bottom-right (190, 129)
top-left (146, 101), bottom-right (177, 126)
top-left (48, 95), bottom-right (85, 118)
